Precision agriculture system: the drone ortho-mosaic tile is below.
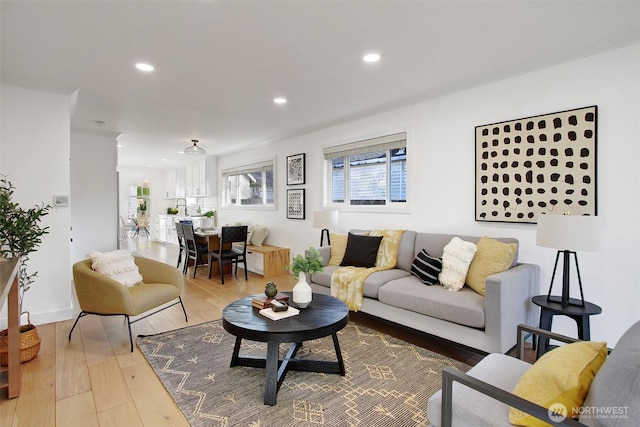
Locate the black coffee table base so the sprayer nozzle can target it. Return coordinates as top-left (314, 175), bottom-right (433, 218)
top-left (230, 333), bottom-right (345, 405)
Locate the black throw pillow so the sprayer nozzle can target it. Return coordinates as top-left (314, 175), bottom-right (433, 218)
top-left (410, 249), bottom-right (442, 285)
top-left (340, 233), bottom-right (383, 268)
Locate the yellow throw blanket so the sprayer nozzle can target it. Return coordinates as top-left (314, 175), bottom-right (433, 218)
top-left (331, 230), bottom-right (405, 311)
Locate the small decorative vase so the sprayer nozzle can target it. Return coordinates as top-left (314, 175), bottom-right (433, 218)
top-left (292, 274), bottom-right (312, 308)
top-left (265, 281), bottom-right (278, 298)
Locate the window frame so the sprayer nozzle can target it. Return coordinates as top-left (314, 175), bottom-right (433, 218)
top-left (323, 131), bottom-right (410, 213)
top-left (220, 157), bottom-right (276, 210)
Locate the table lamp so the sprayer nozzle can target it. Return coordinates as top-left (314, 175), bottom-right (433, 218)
top-left (312, 210), bottom-right (339, 246)
top-left (536, 213), bottom-right (599, 308)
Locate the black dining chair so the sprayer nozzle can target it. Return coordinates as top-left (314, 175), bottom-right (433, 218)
top-left (181, 222), bottom-right (210, 278)
top-left (175, 221), bottom-right (187, 271)
top-left (208, 225), bottom-right (249, 284)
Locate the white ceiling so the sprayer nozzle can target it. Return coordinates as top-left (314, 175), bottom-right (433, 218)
top-left (2, 1), bottom-right (639, 168)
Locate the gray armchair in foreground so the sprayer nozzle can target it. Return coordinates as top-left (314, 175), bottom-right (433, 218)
top-left (428, 322), bottom-right (640, 427)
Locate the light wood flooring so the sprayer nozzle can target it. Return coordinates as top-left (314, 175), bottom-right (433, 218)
top-left (0, 238), bottom-right (486, 426)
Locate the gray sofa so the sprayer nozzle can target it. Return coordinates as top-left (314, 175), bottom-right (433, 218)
top-left (309, 231), bottom-right (540, 354)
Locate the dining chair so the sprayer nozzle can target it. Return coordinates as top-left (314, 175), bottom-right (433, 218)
top-left (208, 225), bottom-right (249, 284)
top-left (175, 221), bottom-right (187, 270)
top-left (119, 215), bottom-right (135, 240)
top-left (133, 216), bottom-right (150, 238)
top-left (181, 222), bottom-right (210, 277)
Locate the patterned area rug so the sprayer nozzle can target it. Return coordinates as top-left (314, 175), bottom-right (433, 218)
top-left (137, 320), bottom-right (470, 426)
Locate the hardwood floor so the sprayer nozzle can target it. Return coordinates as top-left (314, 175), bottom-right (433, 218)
top-left (0, 238), bottom-right (487, 426)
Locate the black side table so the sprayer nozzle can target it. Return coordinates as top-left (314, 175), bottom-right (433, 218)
top-left (532, 295), bottom-right (602, 358)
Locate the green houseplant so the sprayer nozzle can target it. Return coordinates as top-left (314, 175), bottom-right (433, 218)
top-left (290, 247), bottom-right (324, 308)
top-left (0, 175), bottom-right (51, 363)
top-left (290, 247), bottom-right (324, 277)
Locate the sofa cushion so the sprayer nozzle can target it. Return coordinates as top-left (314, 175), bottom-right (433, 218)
top-left (580, 320), bottom-right (640, 426)
top-left (340, 233), bottom-right (383, 268)
top-left (312, 266), bottom-right (410, 299)
top-left (396, 230), bottom-right (417, 271)
top-left (328, 233), bottom-right (348, 266)
top-left (410, 249), bottom-right (442, 285)
top-left (414, 233), bottom-right (519, 267)
top-left (466, 236), bottom-right (517, 296)
top-left (438, 237), bottom-right (477, 291)
top-left (509, 341), bottom-right (608, 427)
top-left (378, 276), bottom-right (485, 328)
top-left (89, 249), bottom-right (143, 287)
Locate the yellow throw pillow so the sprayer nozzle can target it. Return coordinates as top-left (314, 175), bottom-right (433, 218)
top-left (466, 236), bottom-right (517, 296)
top-left (328, 233), bottom-right (348, 266)
top-left (509, 341), bottom-right (608, 427)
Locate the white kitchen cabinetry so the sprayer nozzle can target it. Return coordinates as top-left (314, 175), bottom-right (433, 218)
top-left (186, 160), bottom-right (206, 197)
top-left (164, 170), bottom-right (176, 198)
top-left (155, 215), bottom-right (167, 242)
top-left (165, 168), bottom-right (186, 199)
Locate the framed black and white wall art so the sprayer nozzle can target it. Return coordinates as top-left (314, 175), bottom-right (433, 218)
top-left (286, 153), bottom-right (305, 185)
top-left (286, 189), bottom-right (305, 219)
top-left (475, 105), bottom-right (597, 223)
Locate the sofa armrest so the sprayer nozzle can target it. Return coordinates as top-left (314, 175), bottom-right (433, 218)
top-left (484, 263), bottom-right (540, 353)
top-left (440, 367), bottom-right (586, 427)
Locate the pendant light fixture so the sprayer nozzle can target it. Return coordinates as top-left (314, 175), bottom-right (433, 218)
top-left (184, 139), bottom-right (205, 156)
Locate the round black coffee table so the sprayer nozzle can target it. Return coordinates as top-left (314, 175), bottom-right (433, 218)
top-left (222, 292), bottom-right (349, 405)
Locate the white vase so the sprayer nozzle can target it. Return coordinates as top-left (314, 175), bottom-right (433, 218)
top-left (292, 274), bottom-right (312, 308)
top-left (201, 217), bottom-right (213, 229)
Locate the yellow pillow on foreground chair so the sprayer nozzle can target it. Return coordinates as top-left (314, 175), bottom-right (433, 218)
top-left (509, 340), bottom-right (608, 426)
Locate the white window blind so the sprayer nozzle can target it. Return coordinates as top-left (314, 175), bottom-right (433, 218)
top-left (323, 132), bottom-right (406, 159)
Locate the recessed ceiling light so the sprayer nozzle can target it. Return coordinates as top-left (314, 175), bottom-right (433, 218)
top-left (135, 63), bottom-right (154, 72)
top-left (161, 158), bottom-right (167, 162)
top-left (117, 144), bottom-right (123, 148)
top-left (363, 53), bottom-right (381, 63)
top-left (273, 97), bottom-right (287, 105)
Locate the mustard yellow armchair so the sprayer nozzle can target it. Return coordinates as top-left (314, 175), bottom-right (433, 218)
top-left (69, 256), bottom-right (188, 351)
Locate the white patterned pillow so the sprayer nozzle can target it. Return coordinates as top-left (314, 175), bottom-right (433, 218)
top-left (438, 237), bottom-right (477, 291)
top-left (89, 249), bottom-right (143, 287)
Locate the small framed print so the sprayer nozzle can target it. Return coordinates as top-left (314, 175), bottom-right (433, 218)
top-left (53, 195), bottom-right (69, 207)
top-left (286, 189), bottom-right (305, 219)
top-left (286, 153), bottom-right (305, 185)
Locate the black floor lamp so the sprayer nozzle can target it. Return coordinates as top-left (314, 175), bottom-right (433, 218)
top-left (536, 213), bottom-right (599, 308)
top-left (312, 210), bottom-right (339, 247)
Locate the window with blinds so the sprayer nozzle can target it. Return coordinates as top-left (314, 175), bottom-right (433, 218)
top-left (221, 159), bottom-right (275, 208)
top-left (324, 132), bottom-right (407, 206)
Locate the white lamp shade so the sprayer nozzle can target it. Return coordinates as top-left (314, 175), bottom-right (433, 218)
top-left (536, 214), bottom-right (599, 251)
top-left (312, 210), bottom-right (339, 229)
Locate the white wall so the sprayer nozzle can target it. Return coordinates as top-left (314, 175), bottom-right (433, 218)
top-left (0, 85), bottom-right (73, 327)
top-left (70, 129), bottom-right (119, 262)
top-left (217, 44), bottom-right (640, 346)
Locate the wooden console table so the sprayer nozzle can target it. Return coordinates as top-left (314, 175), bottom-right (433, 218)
top-left (0, 258), bottom-right (22, 398)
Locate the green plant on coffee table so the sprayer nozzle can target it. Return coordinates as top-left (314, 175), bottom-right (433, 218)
top-left (0, 175), bottom-right (52, 314)
top-left (290, 247), bottom-right (324, 278)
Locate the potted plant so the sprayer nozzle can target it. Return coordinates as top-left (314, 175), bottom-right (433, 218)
top-left (203, 210), bottom-right (216, 228)
top-left (0, 175), bottom-right (51, 363)
top-left (289, 247), bottom-right (324, 308)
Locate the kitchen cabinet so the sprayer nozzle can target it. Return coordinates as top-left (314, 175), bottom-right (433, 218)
top-left (155, 215), bottom-right (167, 242)
top-left (186, 159), bottom-right (206, 197)
top-left (165, 168), bottom-right (186, 199)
